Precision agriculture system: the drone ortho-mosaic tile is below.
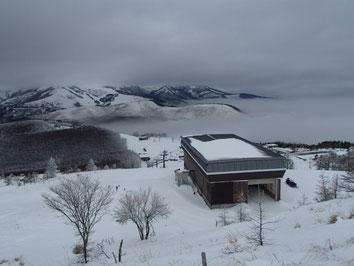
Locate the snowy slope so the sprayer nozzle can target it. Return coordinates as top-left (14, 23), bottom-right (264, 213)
top-left (1, 86), bottom-right (144, 109)
top-left (39, 100), bottom-right (241, 121)
top-left (0, 86), bottom-right (244, 123)
top-left (0, 137), bottom-right (353, 265)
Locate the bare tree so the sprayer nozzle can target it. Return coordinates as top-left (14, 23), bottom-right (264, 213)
top-left (114, 187), bottom-right (171, 240)
top-left (44, 157), bottom-right (58, 179)
top-left (42, 174), bottom-right (113, 263)
top-left (246, 187), bottom-right (279, 246)
top-left (340, 172), bottom-right (354, 192)
top-left (315, 174), bottom-right (333, 202)
top-left (330, 174), bottom-right (341, 199)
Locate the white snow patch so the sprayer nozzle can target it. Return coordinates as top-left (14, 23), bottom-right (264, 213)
top-left (190, 138), bottom-right (269, 160)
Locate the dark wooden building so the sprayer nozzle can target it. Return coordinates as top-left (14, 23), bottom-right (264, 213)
top-left (181, 134), bottom-right (286, 208)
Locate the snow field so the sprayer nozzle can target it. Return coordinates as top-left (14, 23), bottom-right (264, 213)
top-left (0, 138), bottom-right (353, 265)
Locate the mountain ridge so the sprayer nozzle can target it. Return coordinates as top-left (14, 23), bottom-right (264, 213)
top-left (0, 85), bottom-right (266, 123)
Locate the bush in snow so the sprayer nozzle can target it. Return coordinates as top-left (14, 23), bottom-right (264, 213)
top-left (44, 157), bottom-right (58, 180)
top-left (23, 172), bottom-right (37, 184)
top-left (120, 150), bottom-right (141, 169)
top-left (4, 174), bottom-right (14, 186)
top-left (284, 155), bottom-right (295, 169)
top-left (42, 174), bottom-right (113, 263)
top-left (297, 193), bottom-right (309, 207)
top-left (216, 208), bottom-right (233, 227)
top-left (340, 172), bottom-right (354, 192)
top-left (223, 233), bottom-right (244, 254)
top-left (315, 174), bottom-right (341, 202)
top-left (234, 192), bottom-right (250, 223)
top-left (86, 158), bottom-right (97, 171)
top-left (114, 187), bottom-right (171, 240)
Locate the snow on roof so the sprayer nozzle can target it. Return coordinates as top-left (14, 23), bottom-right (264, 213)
top-left (190, 138), bottom-right (269, 160)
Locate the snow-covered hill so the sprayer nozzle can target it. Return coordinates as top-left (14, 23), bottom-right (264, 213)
top-left (40, 100), bottom-right (241, 122)
top-left (0, 135), bottom-right (353, 265)
top-left (0, 86), bottom-right (246, 122)
top-left (0, 85), bottom-right (267, 123)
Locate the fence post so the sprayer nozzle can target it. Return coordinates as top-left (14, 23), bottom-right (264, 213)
top-left (201, 252), bottom-right (207, 266)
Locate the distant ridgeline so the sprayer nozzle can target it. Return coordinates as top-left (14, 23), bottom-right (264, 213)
top-left (0, 120), bottom-right (140, 175)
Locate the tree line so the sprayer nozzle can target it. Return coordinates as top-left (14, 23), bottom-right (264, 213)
top-left (0, 121), bottom-right (140, 175)
top-left (271, 140), bottom-right (353, 150)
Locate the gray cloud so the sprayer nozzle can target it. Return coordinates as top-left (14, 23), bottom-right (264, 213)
top-left (1, 0), bottom-right (354, 96)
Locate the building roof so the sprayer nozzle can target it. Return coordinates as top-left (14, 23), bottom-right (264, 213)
top-left (181, 134), bottom-right (286, 174)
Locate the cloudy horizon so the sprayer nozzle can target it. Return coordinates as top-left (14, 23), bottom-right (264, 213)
top-left (1, 1), bottom-right (354, 97)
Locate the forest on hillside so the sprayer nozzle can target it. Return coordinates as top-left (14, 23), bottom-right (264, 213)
top-left (0, 121), bottom-right (140, 175)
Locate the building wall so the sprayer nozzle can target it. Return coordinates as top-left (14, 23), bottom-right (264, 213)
top-left (184, 151), bottom-right (212, 204)
top-left (183, 149), bottom-right (284, 207)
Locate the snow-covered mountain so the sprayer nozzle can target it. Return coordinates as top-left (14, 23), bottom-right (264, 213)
top-left (41, 100), bottom-right (241, 122)
top-left (0, 85), bottom-right (265, 123)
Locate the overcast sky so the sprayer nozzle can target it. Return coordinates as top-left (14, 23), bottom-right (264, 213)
top-left (1, 0), bottom-right (354, 97)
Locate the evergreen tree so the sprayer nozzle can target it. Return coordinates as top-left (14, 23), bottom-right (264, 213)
top-left (45, 157), bottom-right (58, 179)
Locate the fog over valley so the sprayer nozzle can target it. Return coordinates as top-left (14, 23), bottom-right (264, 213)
top-left (94, 96), bottom-right (354, 144)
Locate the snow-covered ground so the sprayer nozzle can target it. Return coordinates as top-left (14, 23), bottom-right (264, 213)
top-left (0, 137), bottom-right (353, 265)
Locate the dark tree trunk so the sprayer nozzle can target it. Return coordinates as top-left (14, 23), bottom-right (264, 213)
top-left (145, 220), bottom-right (150, 239)
top-left (83, 237), bottom-right (89, 263)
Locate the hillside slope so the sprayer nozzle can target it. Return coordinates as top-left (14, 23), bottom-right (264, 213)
top-left (0, 136), bottom-right (353, 265)
top-left (0, 85), bottom-right (262, 123)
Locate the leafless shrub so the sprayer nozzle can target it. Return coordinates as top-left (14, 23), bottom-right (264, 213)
top-left (315, 174), bottom-right (333, 202)
top-left (96, 237), bottom-right (124, 264)
top-left (217, 208), bottom-right (233, 227)
top-left (234, 192), bottom-right (250, 223)
top-left (245, 187), bottom-right (279, 246)
top-left (114, 187), bottom-right (171, 240)
top-left (297, 193), bottom-right (308, 207)
top-left (86, 158), bottom-right (97, 171)
top-left (4, 174), bottom-right (14, 186)
top-left (340, 172), bottom-right (354, 192)
top-left (306, 238), bottom-right (341, 261)
top-left (284, 155), bottom-right (295, 169)
top-left (42, 174), bottom-right (113, 263)
top-left (222, 233), bottom-right (244, 254)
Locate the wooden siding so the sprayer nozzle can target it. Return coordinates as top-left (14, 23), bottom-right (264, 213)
top-left (183, 147), bottom-right (284, 207)
top-left (184, 151), bottom-right (211, 203)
